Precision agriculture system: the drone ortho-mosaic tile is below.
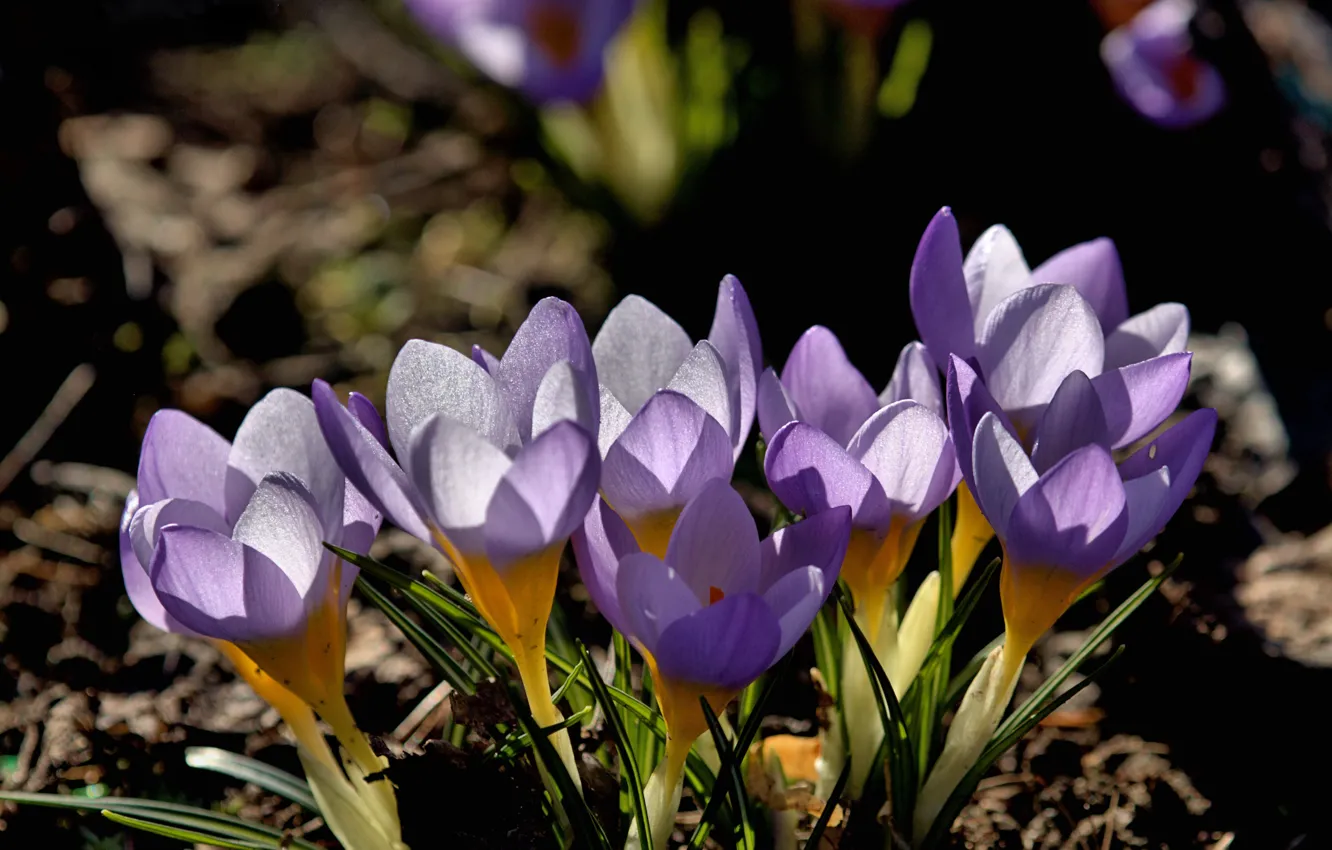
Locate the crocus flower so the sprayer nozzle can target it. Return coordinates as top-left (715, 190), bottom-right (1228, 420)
top-left (913, 397), bottom-right (1216, 836)
top-left (403, 0), bottom-right (637, 103)
top-left (1101, 0), bottom-right (1226, 129)
top-left (120, 391), bottom-right (404, 849)
top-left (314, 298), bottom-right (600, 785)
top-left (573, 479), bottom-right (850, 850)
top-left (760, 327), bottom-right (957, 641)
top-left (589, 276), bottom-right (762, 556)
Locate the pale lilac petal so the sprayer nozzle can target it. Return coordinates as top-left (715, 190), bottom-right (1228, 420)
top-left (151, 525), bottom-right (306, 642)
top-left (232, 473), bottom-right (327, 602)
top-left (130, 497), bottom-right (231, 574)
top-left (617, 552), bottom-right (700, 656)
top-left (976, 284), bottom-right (1105, 429)
top-left (484, 421), bottom-right (599, 568)
top-left (757, 367), bottom-right (799, 443)
top-left (496, 298), bottom-right (598, 442)
top-left (597, 384), bottom-right (633, 458)
top-left (1005, 445), bottom-right (1128, 575)
top-left (1114, 408), bottom-right (1217, 563)
top-left (1091, 352), bottom-right (1192, 449)
top-left (472, 344), bottom-right (500, 375)
top-left (342, 481), bottom-right (382, 555)
top-left (664, 479), bottom-right (761, 602)
top-left (346, 393), bottom-right (388, 450)
top-left (408, 413), bottom-right (513, 554)
top-left (780, 326), bottom-right (879, 447)
top-left (1031, 237), bottom-right (1128, 332)
top-left (531, 361), bottom-right (598, 439)
top-left (881, 341), bottom-right (943, 417)
top-left (1030, 371), bottom-right (1109, 475)
top-left (909, 207), bottom-right (976, 367)
top-left (1103, 303), bottom-right (1190, 369)
top-left (971, 412), bottom-right (1038, 537)
top-left (758, 506), bottom-right (851, 594)
top-left (761, 566), bottom-right (827, 659)
top-left (388, 340), bottom-right (518, 459)
top-left (945, 355), bottom-right (1015, 494)
top-left (592, 294), bottom-right (692, 415)
top-left (571, 497), bottom-right (640, 633)
top-left (655, 593), bottom-right (782, 690)
top-left (120, 490), bottom-right (173, 632)
top-left (137, 410), bottom-right (231, 513)
top-left (964, 225), bottom-right (1035, 334)
top-left (763, 421), bottom-right (892, 529)
top-left (601, 391), bottom-right (734, 520)
top-left (1113, 467), bottom-right (1172, 564)
top-left (847, 401), bottom-right (959, 519)
top-left (707, 275), bottom-right (763, 459)
top-left (313, 380), bottom-right (432, 543)
top-left (667, 340), bottom-right (733, 440)
top-left (225, 389), bottom-right (344, 534)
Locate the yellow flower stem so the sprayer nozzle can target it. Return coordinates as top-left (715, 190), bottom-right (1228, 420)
top-left (949, 482), bottom-right (995, 597)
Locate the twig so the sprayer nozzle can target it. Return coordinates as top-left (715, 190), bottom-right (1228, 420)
top-left (0, 364), bottom-right (95, 495)
top-left (1101, 789), bottom-right (1119, 850)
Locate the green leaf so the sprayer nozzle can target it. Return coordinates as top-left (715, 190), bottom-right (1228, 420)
top-left (803, 758), bottom-right (851, 850)
top-left (577, 641), bottom-right (652, 850)
top-left (100, 811), bottom-right (275, 850)
top-left (835, 584), bottom-right (917, 836)
top-left (184, 748), bottom-right (318, 812)
top-left (488, 707), bottom-right (594, 761)
top-left (355, 576), bottom-right (476, 695)
top-left (811, 606), bottom-right (839, 701)
top-left (698, 697), bottom-right (753, 850)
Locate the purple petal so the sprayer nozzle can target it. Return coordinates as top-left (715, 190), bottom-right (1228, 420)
top-left (616, 552), bottom-right (700, 657)
top-left (971, 411), bottom-right (1038, 538)
top-left (909, 207), bottom-right (976, 367)
top-left (472, 344), bottom-right (500, 375)
top-left (1113, 408), bottom-right (1217, 563)
top-left (388, 340), bottom-right (518, 459)
top-left (232, 473), bottom-right (327, 604)
top-left (1103, 303), bottom-right (1190, 369)
top-left (531, 360), bottom-right (598, 439)
top-left (312, 380), bottom-right (432, 543)
top-left (945, 355), bottom-right (1014, 494)
top-left (758, 505), bottom-right (851, 594)
top-left (667, 341), bottom-right (733, 441)
top-left (592, 294), bottom-right (693, 415)
top-left (1113, 467), bottom-right (1172, 564)
top-left (763, 422), bottom-right (892, 529)
top-left (346, 392), bottom-right (388, 450)
top-left (497, 298), bottom-right (599, 442)
top-left (847, 401), bottom-right (959, 520)
top-left (757, 367), bottom-right (799, 443)
top-left (137, 410), bottom-right (231, 514)
top-left (408, 413), bottom-right (513, 555)
top-left (1030, 371), bottom-right (1109, 475)
top-left (1031, 237), bottom-right (1128, 332)
top-left (655, 592), bottom-right (782, 690)
top-left (963, 225), bottom-right (1035, 334)
top-left (151, 525), bottom-right (307, 642)
top-left (976, 284), bottom-right (1105, 430)
top-left (484, 421), bottom-right (600, 569)
top-left (340, 481), bottom-right (381, 602)
top-left (601, 390), bottom-right (734, 520)
top-left (761, 566), bottom-right (827, 660)
top-left (225, 389), bottom-right (344, 534)
top-left (1090, 352), bottom-right (1192, 449)
top-left (120, 490), bottom-right (173, 633)
top-left (707, 275), bottom-right (764, 459)
top-left (571, 497), bottom-right (640, 634)
top-left (130, 497), bottom-right (231, 574)
top-left (664, 479), bottom-right (761, 602)
top-left (881, 341), bottom-right (943, 417)
top-left (780, 326), bottom-right (879, 447)
top-left (1005, 445), bottom-right (1128, 575)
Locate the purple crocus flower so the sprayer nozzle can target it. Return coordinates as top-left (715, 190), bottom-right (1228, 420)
top-left (122, 389), bottom-right (381, 713)
top-left (1101, 0), bottom-right (1226, 130)
top-left (758, 327), bottom-right (958, 639)
top-left (587, 276), bottom-right (762, 556)
top-left (573, 478), bottom-right (850, 847)
top-left (403, 0), bottom-right (637, 103)
top-left (314, 298), bottom-right (599, 784)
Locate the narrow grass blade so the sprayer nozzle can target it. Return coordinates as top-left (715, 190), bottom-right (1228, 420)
top-left (576, 640), bottom-right (652, 850)
top-left (698, 698), bottom-right (753, 850)
top-left (811, 606), bottom-right (840, 701)
top-left (184, 748), bottom-right (318, 812)
top-left (803, 758), bottom-right (851, 850)
top-left (100, 811), bottom-right (275, 850)
top-left (355, 576), bottom-right (476, 695)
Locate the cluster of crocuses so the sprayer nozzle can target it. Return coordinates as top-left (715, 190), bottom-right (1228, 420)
top-left (120, 205), bottom-right (1212, 847)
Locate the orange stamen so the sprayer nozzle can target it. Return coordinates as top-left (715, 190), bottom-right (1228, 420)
top-left (528, 4), bottom-right (581, 68)
top-left (709, 585), bottom-right (725, 606)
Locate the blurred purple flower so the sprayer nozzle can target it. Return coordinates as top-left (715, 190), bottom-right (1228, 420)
top-left (1101, 0), bottom-right (1226, 129)
top-left (589, 276), bottom-right (762, 555)
top-left (403, 0), bottom-right (637, 103)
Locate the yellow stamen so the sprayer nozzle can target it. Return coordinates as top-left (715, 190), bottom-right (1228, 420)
top-left (839, 517), bottom-right (923, 643)
top-left (949, 482), bottom-right (995, 597)
top-left (709, 585), bottom-right (725, 606)
top-left (527, 3), bottom-right (582, 68)
top-left (999, 552), bottom-right (1105, 687)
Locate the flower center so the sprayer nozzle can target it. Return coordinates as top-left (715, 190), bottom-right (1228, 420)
top-left (528, 4), bottom-right (581, 69)
top-left (1165, 55), bottom-right (1202, 100)
top-left (709, 585), bottom-right (725, 606)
